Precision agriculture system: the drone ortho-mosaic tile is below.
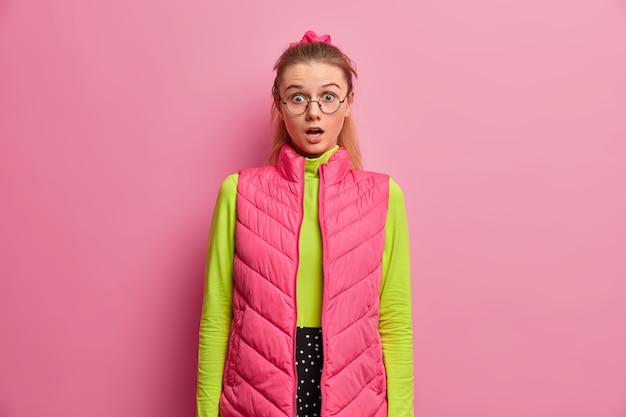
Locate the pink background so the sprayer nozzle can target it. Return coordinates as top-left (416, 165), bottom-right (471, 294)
top-left (1, 0), bottom-right (625, 416)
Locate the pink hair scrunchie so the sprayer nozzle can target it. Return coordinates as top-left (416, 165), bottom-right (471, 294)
top-left (289, 30), bottom-right (332, 47)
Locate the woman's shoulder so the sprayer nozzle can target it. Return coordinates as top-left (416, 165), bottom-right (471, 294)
top-left (388, 177), bottom-right (404, 194)
top-left (387, 177), bottom-right (406, 205)
top-left (217, 173), bottom-right (239, 198)
top-left (353, 169), bottom-right (406, 208)
top-left (358, 170), bottom-right (405, 196)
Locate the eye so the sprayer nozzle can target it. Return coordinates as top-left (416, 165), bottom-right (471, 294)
top-left (290, 94), bottom-right (307, 104)
top-left (321, 93), bottom-right (337, 102)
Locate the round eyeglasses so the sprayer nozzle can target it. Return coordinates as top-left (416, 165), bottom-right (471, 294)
top-left (281, 92), bottom-right (348, 115)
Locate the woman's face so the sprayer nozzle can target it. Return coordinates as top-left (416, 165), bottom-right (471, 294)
top-left (278, 62), bottom-right (353, 158)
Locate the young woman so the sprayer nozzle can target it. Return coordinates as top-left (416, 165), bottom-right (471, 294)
top-left (197, 30), bottom-right (414, 417)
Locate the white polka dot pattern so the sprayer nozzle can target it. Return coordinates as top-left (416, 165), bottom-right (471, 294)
top-left (295, 327), bottom-right (323, 417)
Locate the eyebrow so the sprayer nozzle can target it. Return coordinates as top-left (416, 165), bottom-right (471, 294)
top-left (284, 82), bottom-right (343, 93)
top-left (284, 84), bottom-right (304, 93)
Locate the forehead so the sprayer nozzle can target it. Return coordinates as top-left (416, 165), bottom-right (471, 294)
top-left (280, 62), bottom-right (347, 91)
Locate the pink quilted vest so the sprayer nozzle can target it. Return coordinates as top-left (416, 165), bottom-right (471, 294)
top-left (219, 145), bottom-right (390, 417)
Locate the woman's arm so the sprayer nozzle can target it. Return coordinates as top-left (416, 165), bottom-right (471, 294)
top-left (379, 178), bottom-right (415, 417)
top-left (197, 174), bottom-right (238, 417)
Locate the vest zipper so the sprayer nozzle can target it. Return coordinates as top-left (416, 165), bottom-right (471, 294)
top-left (318, 165), bottom-right (328, 417)
top-left (293, 161), bottom-right (306, 417)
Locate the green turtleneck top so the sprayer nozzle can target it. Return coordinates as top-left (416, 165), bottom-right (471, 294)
top-left (197, 146), bottom-right (414, 416)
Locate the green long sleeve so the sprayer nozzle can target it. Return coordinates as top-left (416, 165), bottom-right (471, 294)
top-left (197, 155), bottom-right (414, 416)
top-left (379, 180), bottom-right (415, 417)
top-left (197, 175), bottom-right (237, 417)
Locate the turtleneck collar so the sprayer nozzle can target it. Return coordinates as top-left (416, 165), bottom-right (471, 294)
top-left (276, 144), bottom-right (350, 184)
top-left (304, 146), bottom-right (339, 177)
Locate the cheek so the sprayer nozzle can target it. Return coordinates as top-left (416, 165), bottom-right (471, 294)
top-left (283, 117), bottom-right (299, 137)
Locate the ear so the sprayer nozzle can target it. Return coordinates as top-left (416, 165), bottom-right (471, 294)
top-left (344, 91), bottom-right (355, 118)
top-left (277, 99), bottom-right (285, 121)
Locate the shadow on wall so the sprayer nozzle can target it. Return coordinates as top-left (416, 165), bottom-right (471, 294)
top-left (223, 99), bottom-right (275, 170)
top-left (181, 99), bottom-right (273, 412)
top-left (174, 243), bottom-right (208, 416)
top-left (204, 96), bottom-right (274, 176)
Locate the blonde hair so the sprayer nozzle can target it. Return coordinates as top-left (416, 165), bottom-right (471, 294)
top-left (267, 41), bottom-right (363, 170)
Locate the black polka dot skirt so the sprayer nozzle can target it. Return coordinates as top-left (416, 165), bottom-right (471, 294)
top-left (295, 327), bottom-right (323, 417)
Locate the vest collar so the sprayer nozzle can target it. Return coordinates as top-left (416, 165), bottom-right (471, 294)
top-left (277, 144), bottom-right (351, 184)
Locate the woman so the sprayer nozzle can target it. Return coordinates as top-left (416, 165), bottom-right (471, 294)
top-left (197, 30), bottom-right (414, 417)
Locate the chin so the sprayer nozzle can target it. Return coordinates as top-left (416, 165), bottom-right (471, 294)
top-left (295, 145), bottom-right (327, 158)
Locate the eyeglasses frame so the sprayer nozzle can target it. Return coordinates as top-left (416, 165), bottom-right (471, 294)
top-left (280, 92), bottom-right (350, 116)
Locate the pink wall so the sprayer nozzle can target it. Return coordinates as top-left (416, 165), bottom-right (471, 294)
top-left (1, 1), bottom-right (625, 416)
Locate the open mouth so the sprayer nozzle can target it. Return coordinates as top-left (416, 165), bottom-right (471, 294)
top-left (306, 128), bottom-right (324, 138)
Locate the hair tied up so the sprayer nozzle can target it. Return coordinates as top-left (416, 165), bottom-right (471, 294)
top-left (289, 30), bottom-right (331, 47)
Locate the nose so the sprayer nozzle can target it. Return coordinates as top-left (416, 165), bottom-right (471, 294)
top-left (305, 100), bottom-right (322, 119)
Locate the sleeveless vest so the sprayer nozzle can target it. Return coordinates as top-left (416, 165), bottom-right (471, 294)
top-left (219, 145), bottom-right (390, 417)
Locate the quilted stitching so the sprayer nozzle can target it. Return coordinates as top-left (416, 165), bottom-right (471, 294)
top-left (220, 145), bottom-right (389, 417)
